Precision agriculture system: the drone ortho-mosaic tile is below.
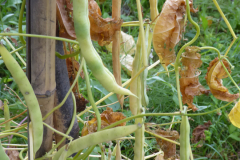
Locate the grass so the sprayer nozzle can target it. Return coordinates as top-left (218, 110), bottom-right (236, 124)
top-left (1, 0), bottom-right (240, 159)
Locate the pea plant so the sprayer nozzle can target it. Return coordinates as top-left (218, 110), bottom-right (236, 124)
top-left (0, 0), bottom-right (239, 159)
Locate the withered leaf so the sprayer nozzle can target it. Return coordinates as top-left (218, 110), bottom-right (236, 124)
top-left (205, 57), bottom-right (239, 102)
top-left (56, 0), bottom-right (76, 39)
top-left (180, 46), bottom-right (209, 111)
top-left (7, 150), bottom-right (20, 160)
top-left (75, 94), bottom-right (88, 113)
top-left (89, 0), bottom-right (123, 46)
top-left (81, 107), bottom-right (126, 136)
top-left (152, 0), bottom-right (197, 71)
top-left (154, 129), bottom-right (179, 159)
top-left (191, 121), bottom-right (212, 147)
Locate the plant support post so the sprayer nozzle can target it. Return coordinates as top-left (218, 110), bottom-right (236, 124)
top-left (27, 0), bottom-right (56, 158)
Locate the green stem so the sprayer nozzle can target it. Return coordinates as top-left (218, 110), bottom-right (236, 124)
top-left (0, 33), bottom-right (78, 44)
top-left (219, 60), bottom-right (240, 92)
top-left (174, 0), bottom-right (200, 111)
top-left (19, 148), bottom-right (28, 160)
top-left (3, 37), bottom-right (26, 66)
top-left (121, 21), bottom-right (151, 27)
top-left (76, 116), bottom-right (85, 124)
top-left (103, 113), bottom-right (181, 130)
top-left (55, 50), bottom-right (80, 59)
top-left (157, 69), bottom-right (175, 76)
top-left (145, 130), bottom-right (180, 145)
top-left (200, 46), bottom-right (221, 58)
top-left (184, 101), bottom-right (233, 116)
top-left (1, 124), bottom-right (27, 133)
top-left (43, 122), bottom-right (73, 140)
top-left (19, 0), bottom-right (26, 45)
top-left (43, 58), bottom-right (84, 120)
top-left (83, 59), bottom-right (101, 131)
top-left (212, 0), bottom-right (237, 39)
top-left (103, 101), bottom-right (233, 129)
top-left (147, 121), bottom-right (181, 127)
top-left (0, 132), bottom-right (28, 140)
top-left (0, 45), bottom-right (26, 60)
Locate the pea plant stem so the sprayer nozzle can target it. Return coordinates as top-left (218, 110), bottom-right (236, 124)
top-left (0, 132), bottom-right (28, 140)
top-left (3, 37), bottom-right (26, 66)
top-left (18, 0), bottom-right (26, 45)
top-left (200, 46), bottom-right (221, 58)
top-left (219, 60), bottom-right (240, 92)
top-left (0, 33), bottom-right (78, 44)
top-left (145, 130), bottom-right (180, 145)
top-left (212, 0), bottom-right (237, 39)
top-left (43, 122), bottom-right (73, 140)
top-left (83, 58), bottom-right (101, 131)
top-left (0, 45), bottom-right (26, 60)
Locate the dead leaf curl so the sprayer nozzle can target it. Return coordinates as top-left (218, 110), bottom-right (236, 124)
top-left (180, 46), bottom-right (209, 111)
top-left (205, 57), bottom-right (239, 102)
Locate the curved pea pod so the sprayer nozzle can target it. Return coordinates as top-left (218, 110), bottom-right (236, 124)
top-left (59, 149), bottom-right (68, 160)
top-left (73, 0), bottom-right (135, 96)
top-left (180, 107), bottom-right (190, 160)
top-left (0, 45), bottom-right (43, 154)
top-left (53, 124), bottom-right (141, 160)
top-left (0, 140), bottom-right (9, 160)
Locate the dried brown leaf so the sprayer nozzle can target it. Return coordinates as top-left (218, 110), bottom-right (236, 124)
top-left (155, 129), bottom-right (179, 159)
top-left (75, 94), bottom-right (88, 112)
top-left (7, 150), bottom-right (20, 160)
top-left (191, 120), bottom-right (212, 146)
top-left (9, 36), bottom-right (18, 46)
top-left (153, 0), bottom-right (185, 70)
top-left (180, 46), bottom-right (209, 111)
top-left (89, 0), bottom-right (123, 46)
top-left (153, 0), bottom-right (197, 71)
top-left (205, 57), bottom-right (239, 102)
top-left (81, 107), bottom-right (126, 136)
top-left (56, 0), bottom-right (76, 39)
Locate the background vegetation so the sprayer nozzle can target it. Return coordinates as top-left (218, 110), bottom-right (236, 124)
top-left (1, 0), bottom-right (240, 159)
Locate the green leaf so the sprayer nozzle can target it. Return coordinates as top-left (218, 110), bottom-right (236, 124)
top-left (91, 80), bottom-right (120, 111)
top-left (228, 124), bottom-right (237, 134)
top-left (228, 132), bottom-right (240, 141)
top-left (2, 13), bottom-right (14, 22)
top-left (6, 0), bottom-right (22, 7)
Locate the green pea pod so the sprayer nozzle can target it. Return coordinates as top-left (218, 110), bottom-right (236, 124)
top-left (0, 140), bottom-right (9, 160)
top-left (53, 124), bottom-right (141, 160)
top-left (0, 45), bottom-right (43, 154)
top-left (180, 106), bottom-right (190, 160)
top-left (73, 0), bottom-right (135, 96)
top-left (3, 99), bottom-right (10, 131)
top-left (140, 23), bottom-right (151, 107)
top-left (59, 149), bottom-right (68, 160)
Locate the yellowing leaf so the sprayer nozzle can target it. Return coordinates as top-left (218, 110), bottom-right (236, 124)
top-left (205, 58), bottom-right (239, 102)
top-left (229, 100), bottom-right (240, 128)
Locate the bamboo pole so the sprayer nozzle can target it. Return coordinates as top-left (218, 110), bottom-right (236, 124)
top-left (112, 0), bottom-right (124, 108)
top-left (28, 0), bottom-right (56, 158)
